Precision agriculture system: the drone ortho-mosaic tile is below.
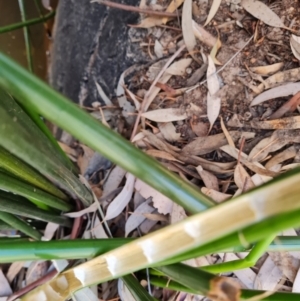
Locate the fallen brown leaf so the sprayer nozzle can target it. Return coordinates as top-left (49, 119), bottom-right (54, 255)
top-left (269, 91), bottom-right (300, 119)
top-left (250, 116), bottom-right (300, 130)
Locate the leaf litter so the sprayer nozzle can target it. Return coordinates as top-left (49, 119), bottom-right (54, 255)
top-left (8, 0), bottom-right (300, 300)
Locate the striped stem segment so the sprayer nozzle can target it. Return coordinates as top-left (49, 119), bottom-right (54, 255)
top-left (20, 168), bottom-right (300, 300)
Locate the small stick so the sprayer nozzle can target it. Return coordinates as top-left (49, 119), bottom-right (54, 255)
top-left (92, 0), bottom-right (179, 17)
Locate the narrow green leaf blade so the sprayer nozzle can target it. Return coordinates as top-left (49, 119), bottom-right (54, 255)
top-left (0, 91), bottom-right (93, 206)
top-left (0, 211), bottom-right (41, 240)
top-left (122, 274), bottom-right (158, 301)
top-left (0, 171), bottom-right (73, 211)
top-left (0, 192), bottom-right (72, 227)
top-left (0, 146), bottom-right (68, 200)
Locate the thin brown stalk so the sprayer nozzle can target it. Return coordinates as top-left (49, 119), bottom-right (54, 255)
top-left (92, 0), bottom-right (178, 17)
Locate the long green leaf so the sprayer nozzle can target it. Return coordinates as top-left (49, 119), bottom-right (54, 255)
top-left (0, 212), bottom-right (41, 240)
top-left (0, 238), bottom-right (131, 262)
top-left (0, 192), bottom-right (71, 227)
top-left (18, 0), bottom-right (33, 71)
top-left (0, 235), bottom-right (299, 263)
top-left (0, 11), bottom-right (55, 34)
top-left (0, 146), bottom-right (68, 200)
top-left (0, 90), bottom-right (93, 206)
top-left (0, 52), bottom-right (214, 213)
top-left (0, 171), bottom-right (73, 211)
top-left (122, 274), bottom-right (158, 301)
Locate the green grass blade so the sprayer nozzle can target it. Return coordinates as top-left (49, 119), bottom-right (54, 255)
top-left (0, 89), bottom-right (93, 206)
top-left (18, 103), bottom-right (77, 173)
top-left (155, 263), bottom-right (213, 295)
top-left (18, 0), bottom-right (33, 72)
top-left (0, 146), bottom-right (68, 200)
top-left (0, 192), bottom-right (71, 227)
top-left (0, 238), bottom-right (132, 263)
top-left (122, 274), bottom-right (158, 301)
top-left (0, 11), bottom-right (55, 34)
top-left (0, 171), bottom-right (73, 211)
top-left (0, 212), bottom-right (41, 240)
top-left (0, 52), bottom-right (214, 213)
top-left (0, 235), bottom-right (299, 263)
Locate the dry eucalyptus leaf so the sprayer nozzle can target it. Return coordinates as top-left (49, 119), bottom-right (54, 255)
top-left (190, 120), bottom-right (209, 137)
top-left (249, 62), bottom-right (283, 76)
top-left (142, 130), bottom-right (180, 153)
top-left (117, 67), bottom-right (136, 125)
top-left (254, 255), bottom-right (283, 290)
top-left (26, 261), bottom-right (48, 285)
top-left (182, 0), bottom-right (196, 53)
top-left (248, 133), bottom-right (286, 162)
top-left (125, 199), bottom-right (154, 237)
top-left (234, 163), bottom-right (255, 191)
top-left (95, 81), bottom-right (113, 106)
top-left (281, 163), bottom-right (300, 171)
top-left (170, 203), bottom-right (187, 224)
top-left (166, 58), bottom-right (192, 76)
top-left (154, 39), bottom-right (164, 58)
top-left (162, 0), bottom-right (184, 24)
top-left (158, 122), bottom-right (181, 142)
top-left (265, 146), bottom-right (297, 169)
top-left (42, 222), bottom-right (59, 241)
top-left (142, 108), bottom-right (188, 122)
top-left (207, 55), bottom-right (220, 95)
top-left (207, 93), bottom-right (221, 132)
top-left (207, 55), bottom-right (221, 130)
top-left (144, 74), bottom-right (172, 113)
top-left (103, 165), bottom-right (126, 196)
top-left (255, 67), bottom-right (300, 94)
top-left (268, 251), bottom-right (300, 282)
top-left (182, 131), bottom-right (255, 155)
top-left (192, 21), bottom-right (217, 47)
top-left (0, 270), bottom-right (12, 297)
top-left (293, 269), bottom-right (300, 292)
top-left (204, 0), bottom-right (221, 26)
top-left (210, 34), bottom-right (222, 65)
top-left (250, 116), bottom-right (300, 130)
top-left (201, 187), bottom-right (231, 203)
top-left (65, 200), bottom-right (99, 218)
top-left (7, 262), bottom-right (24, 283)
top-left (124, 87), bottom-right (141, 110)
top-left (220, 145), bottom-right (279, 177)
top-left (105, 173), bottom-right (135, 220)
top-left (196, 165), bottom-right (219, 191)
top-left (91, 216), bottom-right (108, 238)
top-left (290, 34), bottom-right (300, 61)
top-left (146, 149), bottom-right (182, 162)
top-left (220, 117), bottom-right (235, 147)
top-left (251, 82), bottom-right (300, 106)
top-left (241, 0), bottom-right (286, 28)
top-left (135, 179), bottom-right (173, 214)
